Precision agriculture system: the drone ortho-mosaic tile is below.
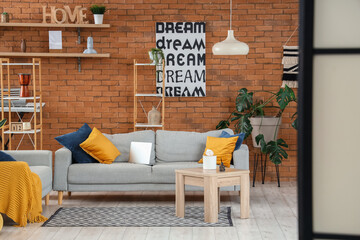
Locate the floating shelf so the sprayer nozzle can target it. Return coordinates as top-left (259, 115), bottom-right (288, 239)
top-left (0, 52), bottom-right (110, 58)
top-left (0, 23), bottom-right (110, 28)
top-left (0, 52), bottom-right (110, 72)
top-left (135, 123), bottom-right (163, 128)
top-left (135, 93), bottom-right (162, 97)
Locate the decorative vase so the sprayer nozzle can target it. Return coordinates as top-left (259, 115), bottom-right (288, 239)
top-left (83, 37), bottom-right (97, 54)
top-left (250, 116), bottom-right (281, 148)
top-left (1, 14), bottom-right (8, 23)
top-left (20, 39), bottom-right (26, 52)
top-left (18, 73), bottom-right (31, 97)
top-left (148, 106), bottom-right (161, 125)
top-left (93, 14), bottom-right (103, 24)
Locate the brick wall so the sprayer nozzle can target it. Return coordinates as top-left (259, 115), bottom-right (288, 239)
top-left (0, 0), bottom-right (298, 181)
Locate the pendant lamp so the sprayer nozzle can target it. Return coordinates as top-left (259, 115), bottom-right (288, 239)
top-left (212, 0), bottom-right (249, 55)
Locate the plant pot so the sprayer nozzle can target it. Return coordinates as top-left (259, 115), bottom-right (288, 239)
top-left (93, 14), bottom-right (103, 24)
top-left (1, 14), bottom-right (9, 23)
top-left (250, 116), bottom-right (281, 148)
top-left (148, 51), bottom-right (163, 65)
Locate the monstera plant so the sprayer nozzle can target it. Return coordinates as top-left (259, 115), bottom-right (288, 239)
top-left (216, 85), bottom-right (297, 165)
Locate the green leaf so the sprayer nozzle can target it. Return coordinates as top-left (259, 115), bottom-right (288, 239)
top-left (255, 134), bottom-right (267, 153)
top-left (277, 85), bottom-right (295, 110)
top-left (216, 120), bottom-right (230, 130)
top-left (291, 118), bottom-right (298, 130)
top-left (230, 112), bottom-right (242, 122)
top-left (234, 114), bottom-right (253, 139)
top-left (266, 138), bottom-right (289, 165)
top-left (236, 88), bottom-right (253, 112)
top-left (291, 112), bottom-right (298, 130)
top-left (0, 119), bottom-right (6, 129)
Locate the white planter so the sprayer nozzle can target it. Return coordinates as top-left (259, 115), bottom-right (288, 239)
top-left (94, 14), bottom-right (104, 24)
top-left (250, 117), bottom-right (281, 148)
top-left (148, 51), bottom-right (163, 65)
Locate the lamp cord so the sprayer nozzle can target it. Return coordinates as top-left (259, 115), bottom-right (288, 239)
top-left (230, 0), bottom-right (232, 30)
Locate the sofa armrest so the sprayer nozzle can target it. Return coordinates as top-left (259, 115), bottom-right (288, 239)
top-left (4, 150), bottom-right (52, 168)
top-left (53, 147), bottom-right (72, 191)
top-left (233, 144), bottom-right (249, 170)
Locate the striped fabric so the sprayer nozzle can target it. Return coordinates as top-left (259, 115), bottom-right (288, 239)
top-left (281, 46), bottom-right (298, 88)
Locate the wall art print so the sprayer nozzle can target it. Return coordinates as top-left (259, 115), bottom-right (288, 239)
top-left (156, 22), bottom-right (206, 97)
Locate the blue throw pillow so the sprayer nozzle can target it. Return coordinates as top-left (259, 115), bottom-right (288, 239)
top-left (55, 123), bottom-right (97, 164)
top-left (0, 151), bottom-right (16, 161)
top-left (220, 131), bottom-right (245, 151)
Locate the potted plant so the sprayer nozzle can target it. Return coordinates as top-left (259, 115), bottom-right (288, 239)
top-left (216, 85), bottom-right (297, 165)
top-left (1, 12), bottom-right (9, 23)
top-left (90, 5), bottom-right (106, 24)
top-left (149, 48), bottom-right (164, 65)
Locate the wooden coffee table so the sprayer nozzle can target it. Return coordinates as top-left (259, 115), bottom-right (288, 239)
top-left (175, 167), bottom-right (250, 223)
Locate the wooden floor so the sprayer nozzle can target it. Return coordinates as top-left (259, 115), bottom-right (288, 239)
top-left (0, 182), bottom-right (298, 240)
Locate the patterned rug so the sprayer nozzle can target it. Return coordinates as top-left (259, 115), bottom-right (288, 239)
top-left (42, 206), bottom-right (233, 227)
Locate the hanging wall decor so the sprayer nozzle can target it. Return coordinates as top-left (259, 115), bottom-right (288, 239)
top-left (155, 22), bottom-right (206, 97)
top-left (281, 46), bottom-right (299, 88)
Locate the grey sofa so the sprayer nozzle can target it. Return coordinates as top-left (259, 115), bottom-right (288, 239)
top-left (54, 129), bottom-right (249, 204)
top-left (4, 150), bottom-right (52, 205)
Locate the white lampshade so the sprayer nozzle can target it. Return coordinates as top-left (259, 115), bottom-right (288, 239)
top-left (212, 30), bottom-right (249, 55)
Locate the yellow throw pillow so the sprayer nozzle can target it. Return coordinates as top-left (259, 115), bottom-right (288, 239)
top-left (80, 127), bottom-right (120, 164)
top-left (198, 136), bottom-right (238, 168)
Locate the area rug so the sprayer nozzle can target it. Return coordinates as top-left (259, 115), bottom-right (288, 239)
top-left (42, 206), bottom-right (233, 227)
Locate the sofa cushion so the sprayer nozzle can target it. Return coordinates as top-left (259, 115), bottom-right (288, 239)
top-left (151, 162), bottom-right (234, 183)
top-left (198, 136), bottom-right (238, 168)
top-left (220, 131), bottom-right (246, 151)
top-left (103, 130), bottom-right (155, 164)
top-left (155, 128), bottom-right (234, 163)
top-left (29, 166), bottom-right (52, 192)
top-left (55, 123), bottom-right (97, 164)
top-left (0, 151), bottom-right (16, 162)
top-left (68, 163), bottom-right (152, 184)
top-left (80, 127), bottom-right (121, 164)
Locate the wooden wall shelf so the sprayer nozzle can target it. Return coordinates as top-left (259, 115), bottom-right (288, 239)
top-left (0, 52), bottom-right (110, 71)
top-left (0, 52), bottom-right (110, 58)
top-left (0, 23), bottom-right (110, 28)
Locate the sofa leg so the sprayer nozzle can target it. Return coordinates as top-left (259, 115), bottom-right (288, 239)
top-left (45, 194), bottom-right (50, 206)
top-left (58, 191), bottom-right (63, 205)
top-left (68, 191), bottom-right (71, 197)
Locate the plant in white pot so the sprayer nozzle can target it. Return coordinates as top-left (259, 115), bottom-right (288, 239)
top-left (149, 48), bottom-right (164, 65)
top-left (216, 85), bottom-right (297, 165)
top-left (90, 5), bottom-right (106, 24)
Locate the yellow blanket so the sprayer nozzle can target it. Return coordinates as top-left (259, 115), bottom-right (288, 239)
top-left (0, 161), bottom-right (47, 227)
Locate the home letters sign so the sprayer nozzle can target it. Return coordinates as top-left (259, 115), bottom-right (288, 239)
top-left (42, 6), bottom-right (88, 24)
top-left (156, 22), bottom-right (206, 97)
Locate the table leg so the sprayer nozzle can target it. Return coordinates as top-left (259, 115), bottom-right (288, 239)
top-left (218, 187), bottom-right (220, 213)
top-left (175, 172), bottom-right (185, 218)
top-left (204, 176), bottom-right (218, 223)
top-left (240, 174), bottom-right (250, 218)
